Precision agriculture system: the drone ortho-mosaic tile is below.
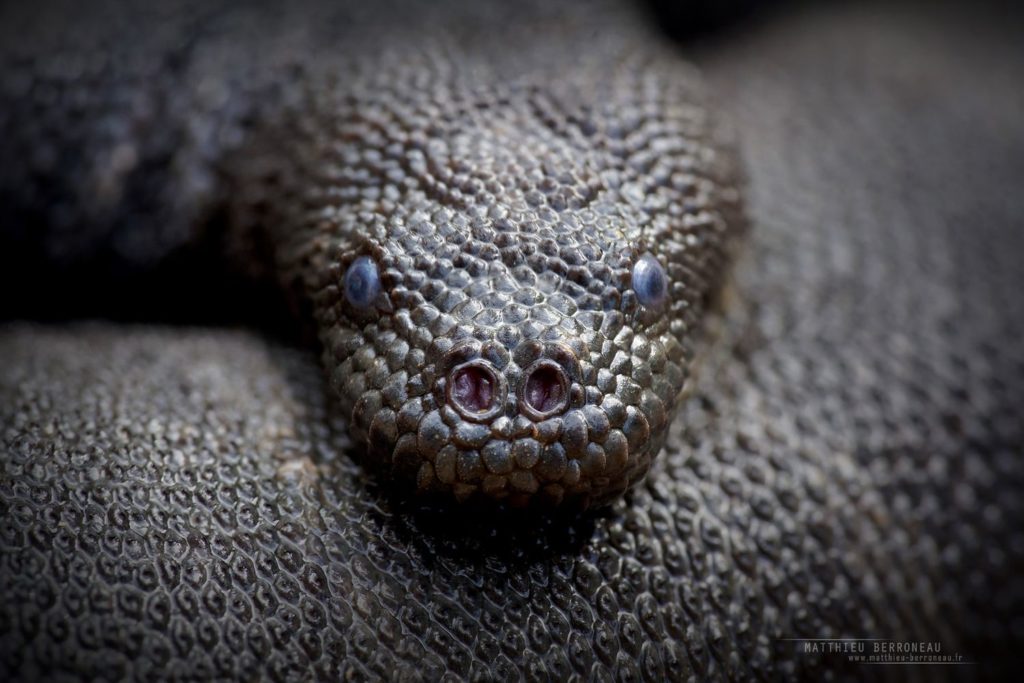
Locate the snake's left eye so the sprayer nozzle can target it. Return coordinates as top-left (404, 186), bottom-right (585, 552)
top-left (344, 256), bottom-right (381, 308)
top-left (632, 254), bottom-right (668, 309)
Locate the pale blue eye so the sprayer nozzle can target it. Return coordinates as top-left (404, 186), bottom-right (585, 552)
top-left (632, 254), bottom-right (668, 309)
top-left (344, 256), bottom-right (381, 308)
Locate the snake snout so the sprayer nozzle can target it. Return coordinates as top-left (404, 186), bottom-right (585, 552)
top-left (413, 337), bottom-right (668, 507)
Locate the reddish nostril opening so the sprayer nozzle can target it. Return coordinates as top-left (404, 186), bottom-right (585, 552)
top-left (450, 365), bottom-right (497, 414)
top-left (523, 363), bottom-right (568, 415)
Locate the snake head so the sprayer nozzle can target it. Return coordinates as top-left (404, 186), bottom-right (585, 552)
top-left (269, 45), bottom-right (744, 509)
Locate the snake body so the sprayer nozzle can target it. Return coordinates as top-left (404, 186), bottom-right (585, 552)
top-left (1, 0), bottom-right (1023, 680)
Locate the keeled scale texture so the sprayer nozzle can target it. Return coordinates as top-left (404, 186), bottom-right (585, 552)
top-left (2, 0), bottom-right (1024, 681)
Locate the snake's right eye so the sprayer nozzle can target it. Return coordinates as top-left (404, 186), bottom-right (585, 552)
top-left (344, 256), bottom-right (381, 308)
top-left (631, 254), bottom-right (668, 310)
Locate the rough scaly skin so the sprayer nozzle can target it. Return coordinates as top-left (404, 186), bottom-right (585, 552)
top-left (2, 0), bottom-right (1024, 681)
top-left (1, 0), bottom-right (743, 509)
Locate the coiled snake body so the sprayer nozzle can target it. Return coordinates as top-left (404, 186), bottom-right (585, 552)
top-left (1, 0), bottom-right (1022, 680)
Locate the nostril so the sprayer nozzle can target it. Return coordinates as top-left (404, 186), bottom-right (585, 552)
top-left (447, 362), bottom-right (504, 419)
top-left (521, 361), bottom-right (569, 418)
top-left (453, 366), bottom-right (493, 411)
top-left (525, 367), bottom-right (562, 411)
